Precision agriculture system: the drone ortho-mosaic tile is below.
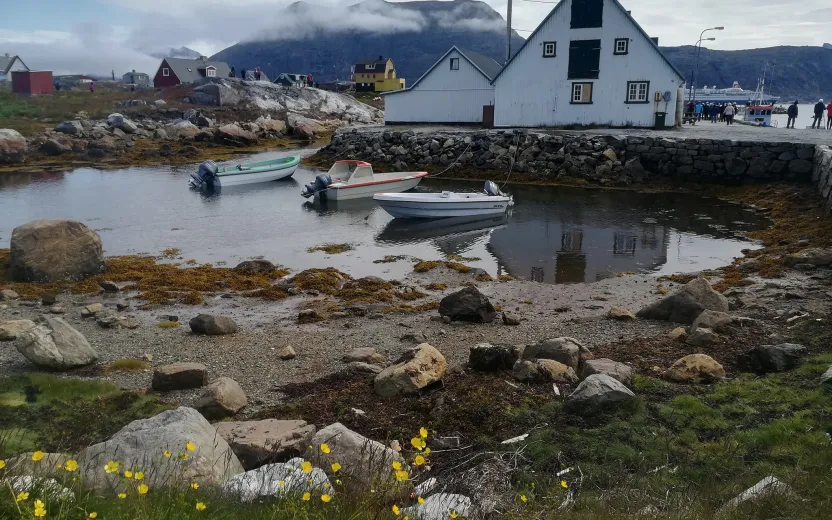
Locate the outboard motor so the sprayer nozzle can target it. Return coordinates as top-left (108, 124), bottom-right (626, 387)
top-left (484, 180), bottom-right (504, 197)
top-left (189, 160), bottom-right (219, 190)
top-left (301, 173), bottom-right (333, 199)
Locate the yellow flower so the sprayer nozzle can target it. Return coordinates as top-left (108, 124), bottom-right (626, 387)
top-left (418, 496), bottom-right (425, 504)
top-left (34, 507), bottom-right (46, 518)
top-left (277, 481), bottom-right (285, 487)
top-left (320, 443), bottom-right (331, 454)
top-left (395, 470), bottom-right (409, 482)
top-left (321, 494), bottom-right (332, 503)
top-left (138, 484), bottom-right (149, 495)
top-left (163, 450), bottom-right (172, 458)
top-left (424, 447), bottom-right (431, 456)
top-left (124, 470), bottom-right (133, 479)
top-left (179, 453), bottom-right (189, 460)
top-left (64, 460), bottom-right (79, 472)
top-left (560, 480), bottom-right (568, 489)
top-left (34, 500), bottom-right (45, 509)
top-left (104, 461), bottom-right (119, 474)
top-left (32, 451), bottom-right (45, 462)
top-left (449, 511), bottom-right (458, 519)
top-left (301, 461), bottom-right (312, 473)
top-left (191, 482), bottom-right (200, 490)
top-left (392, 504), bottom-right (401, 516)
top-left (15, 492), bottom-right (29, 502)
top-left (302, 492), bottom-right (311, 501)
top-left (520, 495), bottom-right (527, 502)
top-left (410, 437), bottom-right (426, 450)
top-left (135, 471), bottom-right (144, 481)
top-left (414, 455), bottom-right (425, 466)
top-left (195, 502), bottom-right (207, 511)
top-left (331, 462), bottom-right (341, 473)
top-left (335, 479), bottom-right (342, 485)
top-left (118, 493), bottom-right (127, 499)
top-left (0, 460), bottom-right (5, 470)
top-left (420, 427), bottom-right (428, 439)
top-left (88, 513), bottom-right (98, 519)
top-left (392, 461), bottom-right (402, 471)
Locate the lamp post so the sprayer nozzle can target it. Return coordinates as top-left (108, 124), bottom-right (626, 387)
top-left (690, 27), bottom-right (724, 105)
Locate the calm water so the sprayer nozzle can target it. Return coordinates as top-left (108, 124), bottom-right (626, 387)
top-left (0, 149), bottom-right (769, 284)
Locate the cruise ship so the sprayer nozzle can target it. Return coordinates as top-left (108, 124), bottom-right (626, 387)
top-left (685, 81), bottom-right (779, 104)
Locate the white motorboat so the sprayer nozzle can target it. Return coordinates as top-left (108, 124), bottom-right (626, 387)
top-left (301, 160), bottom-right (427, 201)
top-left (189, 156), bottom-right (300, 189)
top-left (374, 181), bottom-right (512, 219)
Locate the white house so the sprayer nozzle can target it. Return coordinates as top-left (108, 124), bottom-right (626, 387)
top-left (383, 46), bottom-right (502, 124)
top-left (492, 0), bottom-right (685, 128)
top-left (0, 53), bottom-right (29, 82)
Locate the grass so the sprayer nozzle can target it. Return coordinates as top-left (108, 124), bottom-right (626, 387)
top-left (306, 243), bottom-right (354, 255)
top-left (106, 359), bottom-right (151, 373)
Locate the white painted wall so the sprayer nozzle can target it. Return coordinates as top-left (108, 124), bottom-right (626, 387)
top-left (493, 0), bottom-right (683, 128)
top-left (0, 57), bottom-right (29, 81)
top-left (384, 49), bottom-right (495, 124)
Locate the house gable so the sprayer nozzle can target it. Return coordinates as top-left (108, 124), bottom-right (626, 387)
top-left (384, 46), bottom-right (500, 96)
top-left (153, 59), bottom-right (181, 87)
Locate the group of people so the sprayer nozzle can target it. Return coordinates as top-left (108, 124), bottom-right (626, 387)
top-left (686, 101), bottom-right (737, 125)
top-left (786, 100), bottom-right (832, 129)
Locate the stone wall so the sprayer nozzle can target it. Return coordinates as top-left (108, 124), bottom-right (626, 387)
top-left (813, 146), bottom-right (832, 209)
top-left (320, 129), bottom-right (817, 186)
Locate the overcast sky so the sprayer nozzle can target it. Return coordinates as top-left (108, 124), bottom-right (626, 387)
top-left (1, 0), bottom-right (829, 75)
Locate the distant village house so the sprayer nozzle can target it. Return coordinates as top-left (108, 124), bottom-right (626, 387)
top-left (0, 53), bottom-right (29, 82)
top-left (153, 57), bottom-right (231, 88)
top-left (274, 73), bottom-right (307, 87)
top-left (352, 56), bottom-right (405, 92)
top-left (12, 71), bottom-right (53, 95)
top-left (123, 70), bottom-right (151, 86)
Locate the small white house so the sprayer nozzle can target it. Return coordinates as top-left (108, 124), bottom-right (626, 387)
top-left (492, 0), bottom-right (685, 128)
top-left (0, 53), bottom-right (29, 82)
top-left (383, 46), bottom-right (502, 124)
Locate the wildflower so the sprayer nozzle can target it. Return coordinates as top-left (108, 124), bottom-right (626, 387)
top-left (420, 427), bottom-right (428, 439)
top-left (449, 511), bottom-right (458, 519)
top-left (16, 492), bottom-right (29, 502)
top-left (320, 443), bottom-right (331, 454)
top-left (418, 496), bottom-right (425, 504)
top-left (32, 451), bottom-right (45, 462)
top-left (424, 448), bottom-right (431, 456)
top-left (118, 493), bottom-right (127, 499)
top-left (195, 502), bottom-right (207, 512)
top-left (392, 461), bottom-right (402, 471)
top-left (34, 500), bottom-right (45, 509)
top-left (137, 483), bottom-right (149, 495)
top-left (124, 470), bottom-right (133, 479)
top-left (191, 482), bottom-right (200, 490)
top-left (89, 513), bottom-right (98, 519)
top-left (520, 495), bottom-right (527, 503)
top-left (321, 494), bottom-right (332, 503)
top-left (277, 481), bottom-right (285, 487)
top-left (301, 461), bottom-right (312, 473)
top-left (163, 450), bottom-right (172, 458)
top-left (179, 453), bottom-right (189, 460)
top-left (302, 492), bottom-right (311, 501)
top-left (414, 455), bottom-right (425, 466)
top-left (392, 504), bottom-right (401, 516)
top-left (395, 470), bottom-right (409, 482)
top-left (560, 480), bottom-right (568, 489)
top-left (105, 461), bottom-right (119, 474)
top-left (34, 504), bottom-right (46, 518)
top-left (64, 460), bottom-right (79, 472)
top-left (331, 462), bottom-right (342, 473)
top-left (0, 460), bottom-right (5, 470)
top-left (410, 437), bottom-right (426, 450)
top-left (335, 479), bottom-right (342, 485)
top-left (135, 471), bottom-right (144, 481)
top-left (186, 441), bottom-right (196, 452)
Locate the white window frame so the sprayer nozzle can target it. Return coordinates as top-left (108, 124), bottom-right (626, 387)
top-left (571, 82), bottom-right (593, 104)
top-left (162, 68), bottom-right (169, 77)
top-left (614, 38), bottom-right (629, 55)
top-left (450, 58), bottom-right (460, 70)
top-left (366, 64), bottom-right (375, 70)
top-left (543, 41), bottom-right (556, 58)
top-left (206, 67), bottom-right (216, 78)
top-left (626, 81), bottom-right (649, 103)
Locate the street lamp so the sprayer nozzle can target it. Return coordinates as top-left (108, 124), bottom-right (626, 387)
top-left (690, 26), bottom-right (724, 104)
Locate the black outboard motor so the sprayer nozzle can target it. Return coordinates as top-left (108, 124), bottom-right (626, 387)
top-left (301, 173), bottom-right (333, 199)
top-left (189, 160), bottom-right (219, 190)
top-left (484, 180), bottom-right (505, 197)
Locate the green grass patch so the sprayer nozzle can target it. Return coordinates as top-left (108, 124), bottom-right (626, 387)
top-left (107, 359), bottom-right (151, 373)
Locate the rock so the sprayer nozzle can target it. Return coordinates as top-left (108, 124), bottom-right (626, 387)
top-left (151, 362), bottom-right (208, 391)
top-left (5, 476), bottom-right (74, 501)
top-left (784, 248), bottom-right (832, 267)
top-left (522, 337), bottom-right (585, 370)
top-left (83, 303), bottom-right (104, 316)
top-left (717, 476), bottom-right (790, 516)
top-left (78, 407), bottom-right (243, 489)
top-left (1, 288), bottom-right (19, 300)
top-left (821, 365), bottom-right (832, 384)
top-left (15, 317), bottom-right (98, 370)
top-left (106, 113), bottom-right (138, 134)
top-left (222, 458), bottom-right (331, 502)
top-left (98, 280), bottom-right (119, 292)
top-left (343, 347), bottom-right (385, 364)
top-left (216, 124), bottom-right (257, 145)
top-left (153, 99), bottom-right (167, 106)
top-left (346, 361), bottom-right (384, 375)
top-left (401, 331), bottom-right (428, 344)
top-left (41, 294), bottom-right (57, 306)
top-left (195, 377), bottom-right (248, 420)
top-left (0, 128), bottom-right (28, 164)
top-left (55, 120), bottom-right (83, 135)
top-left (690, 310), bottom-right (734, 334)
top-left (49, 306), bottom-right (65, 314)
top-left (502, 312), bottom-right (521, 325)
top-left (195, 114), bottom-right (213, 128)
top-left (278, 345), bottom-right (296, 360)
top-left (96, 312), bottom-right (125, 329)
top-left (308, 422), bottom-right (408, 500)
top-left (565, 374), bottom-right (636, 414)
top-left (402, 493), bottom-right (472, 520)
top-left (189, 314), bottom-right (237, 335)
top-left (512, 359), bottom-right (578, 384)
top-left (287, 113), bottom-right (325, 140)
top-left (748, 343), bottom-right (807, 373)
top-left (191, 82), bottom-right (242, 107)
top-left (235, 259), bottom-right (275, 274)
top-left (608, 306), bottom-right (636, 320)
top-left (581, 358), bottom-right (633, 386)
top-left (297, 309), bottom-right (324, 324)
top-left (669, 327), bottom-right (687, 340)
top-left (468, 343), bottom-right (521, 371)
top-left (254, 116), bottom-right (287, 135)
top-left (686, 327), bottom-right (720, 347)
top-left (374, 343), bottom-right (447, 398)
top-left (39, 138), bottom-right (70, 156)
top-left (166, 120), bottom-right (200, 139)
top-left (1, 452), bottom-right (70, 479)
top-left (10, 219), bottom-right (104, 283)
top-left (438, 286), bottom-right (496, 323)
top-left (664, 354), bottom-right (725, 383)
top-left (0, 319), bottom-right (36, 341)
top-left (153, 128), bottom-right (168, 140)
top-left (636, 277), bottom-right (729, 324)
top-left (215, 419), bottom-right (316, 470)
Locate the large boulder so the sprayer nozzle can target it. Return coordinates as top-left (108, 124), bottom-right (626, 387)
top-left (78, 407), bottom-right (244, 489)
top-left (308, 422), bottom-right (409, 500)
top-left (636, 278), bottom-right (729, 324)
top-left (215, 124), bottom-right (257, 146)
top-left (0, 319), bottom-right (37, 341)
top-left (521, 337), bottom-right (585, 370)
top-left (106, 113), bottom-right (138, 134)
top-left (690, 310), bottom-right (735, 334)
top-left (222, 458), bottom-right (331, 502)
top-left (0, 128), bottom-right (28, 164)
top-left (565, 374), bottom-right (635, 415)
top-left (686, 327), bottom-right (721, 347)
top-left (343, 347), bottom-right (385, 364)
top-left (189, 314), bottom-right (238, 335)
top-left (10, 219), bottom-right (104, 282)
top-left (438, 286), bottom-right (496, 323)
top-left (608, 306), bottom-right (636, 321)
top-left (191, 83), bottom-right (242, 107)
top-left (747, 343), bottom-right (807, 373)
top-left (402, 493), bottom-right (473, 520)
top-left (287, 113), bottom-right (325, 140)
top-left (512, 359), bottom-right (578, 384)
top-left (55, 120), bottom-right (84, 135)
top-left (468, 343), bottom-right (521, 371)
top-left (255, 116), bottom-right (287, 135)
top-left (580, 358), bottom-right (633, 386)
top-left (374, 343), bottom-right (447, 398)
top-left (235, 259), bottom-right (276, 274)
top-left (39, 139), bottom-right (70, 156)
top-left (194, 377), bottom-right (248, 419)
top-left (784, 248), bottom-right (832, 267)
top-left (15, 317), bottom-right (98, 370)
top-left (166, 120), bottom-right (200, 139)
top-left (664, 354), bottom-right (725, 383)
top-left (215, 419), bottom-right (316, 470)
top-left (152, 362), bottom-right (208, 391)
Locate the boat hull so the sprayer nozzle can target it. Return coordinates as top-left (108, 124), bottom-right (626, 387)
top-left (218, 164), bottom-right (298, 186)
top-left (374, 193), bottom-right (512, 219)
top-left (317, 177), bottom-right (422, 201)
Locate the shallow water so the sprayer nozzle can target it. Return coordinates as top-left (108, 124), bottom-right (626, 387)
top-left (0, 149), bottom-right (769, 284)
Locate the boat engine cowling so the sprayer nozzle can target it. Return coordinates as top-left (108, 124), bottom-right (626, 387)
top-left (301, 173), bottom-right (332, 199)
top-left (189, 160), bottom-right (219, 189)
top-left (484, 180), bottom-right (504, 197)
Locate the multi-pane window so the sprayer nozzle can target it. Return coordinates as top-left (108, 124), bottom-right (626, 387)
top-left (543, 42), bottom-right (556, 57)
top-left (572, 82), bottom-right (593, 104)
top-left (626, 81), bottom-right (649, 103)
top-left (614, 38), bottom-right (629, 55)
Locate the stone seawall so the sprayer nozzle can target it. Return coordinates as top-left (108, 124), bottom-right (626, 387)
top-left (813, 146), bottom-right (832, 209)
top-left (319, 129), bottom-right (817, 186)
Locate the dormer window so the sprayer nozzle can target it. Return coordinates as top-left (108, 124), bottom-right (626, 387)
top-left (366, 64), bottom-right (375, 70)
top-left (614, 38), bottom-right (629, 55)
top-left (543, 41), bottom-right (556, 58)
top-left (206, 67), bottom-right (216, 77)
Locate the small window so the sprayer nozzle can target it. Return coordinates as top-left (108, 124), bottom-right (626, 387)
top-left (162, 68), bottom-right (169, 77)
top-left (543, 41), bottom-right (557, 58)
top-left (366, 64), bottom-right (375, 70)
top-left (626, 81), bottom-right (649, 103)
top-left (614, 38), bottom-right (629, 55)
top-left (571, 82), bottom-right (593, 104)
top-left (450, 58), bottom-right (460, 70)
top-left (206, 68), bottom-right (216, 78)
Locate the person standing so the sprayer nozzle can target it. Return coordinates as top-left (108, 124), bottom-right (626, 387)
top-left (786, 101), bottom-right (799, 129)
top-left (694, 101), bottom-right (703, 121)
top-left (812, 99), bottom-right (825, 129)
top-left (723, 103), bottom-right (735, 125)
top-left (827, 100), bottom-right (832, 130)
top-left (89, 81), bottom-right (95, 94)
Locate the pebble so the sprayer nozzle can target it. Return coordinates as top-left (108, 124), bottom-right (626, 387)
top-left (49, 306), bottom-right (66, 314)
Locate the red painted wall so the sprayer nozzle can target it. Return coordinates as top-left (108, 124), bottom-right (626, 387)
top-left (153, 60), bottom-right (181, 88)
top-left (12, 71), bottom-right (54, 95)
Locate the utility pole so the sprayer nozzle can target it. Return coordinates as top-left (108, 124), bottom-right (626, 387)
top-left (506, 0), bottom-right (513, 64)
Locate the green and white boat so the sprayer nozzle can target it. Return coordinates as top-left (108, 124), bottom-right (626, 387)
top-left (189, 156), bottom-right (300, 188)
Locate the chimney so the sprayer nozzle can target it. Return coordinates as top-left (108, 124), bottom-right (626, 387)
top-left (199, 55), bottom-right (207, 61)
top-left (379, 55), bottom-right (383, 61)
top-left (651, 37), bottom-right (659, 45)
top-left (132, 69), bottom-right (136, 73)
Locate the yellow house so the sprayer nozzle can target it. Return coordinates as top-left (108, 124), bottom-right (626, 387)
top-left (352, 56), bottom-right (405, 92)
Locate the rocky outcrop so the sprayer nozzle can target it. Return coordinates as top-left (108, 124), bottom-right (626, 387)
top-left (195, 377), bottom-right (248, 419)
top-left (747, 343), bottom-right (807, 373)
top-left (687, 327), bottom-right (720, 347)
top-left (287, 113), bottom-right (324, 140)
top-left (191, 82), bottom-right (243, 107)
top-left (0, 129), bottom-right (28, 164)
top-left (9, 219), bottom-right (104, 282)
top-left (566, 374), bottom-right (635, 414)
top-left (222, 458), bottom-right (331, 502)
top-left (106, 113), bottom-right (138, 134)
top-left (189, 314), bottom-right (238, 335)
top-left (512, 359), bottom-right (578, 384)
top-left (255, 116), bottom-right (287, 135)
top-left (215, 124), bottom-right (257, 146)
top-left (374, 343), bottom-right (446, 398)
top-left (235, 259), bottom-right (276, 274)
top-left (152, 362), bottom-right (208, 391)
top-left (165, 120), bottom-right (200, 139)
top-left (637, 278), bottom-right (729, 324)
top-left (468, 343), bottom-right (521, 371)
top-left (522, 337), bottom-right (585, 370)
top-left (438, 286), bottom-right (496, 323)
top-left (215, 419), bottom-right (316, 470)
top-left (664, 354), bottom-right (725, 383)
top-left (15, 317), bottom-right (98, 370)
top-left (0, 319), bottom-right (36, 341)
top-left (691, 310), bottom-right (735, 334)
top-left (55, 121), bottom-right (84, 135)
top-left (580, 359), bottom-right (633, 386)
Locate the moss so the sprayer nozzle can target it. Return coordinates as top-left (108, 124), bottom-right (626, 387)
top-left (157, 321), bottom-right (180, 329)
top-left (291, 268), bottom-right (349, 294)
top-left (499, 275), bottom-right (514, 282)
top-left (446, 254), bottom-right (481, 262)
top-left (424, 283), bottom-right (448, 291)
top-left (445, 261), bottom-right (473, 274)
top-left (159, 248), bottom-right (181, 258)
top-left (306, 243), bottom-right (354, 255)
top-left (475, 272), bottom-right (493, 282)
top-left (107, 359), bottom-right (151, 373)
top-left (373, 255), bottom-right (407, 264)
top-left (414, 260), bottom-right (442, 273)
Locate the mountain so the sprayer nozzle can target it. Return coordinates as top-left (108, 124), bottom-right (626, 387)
top-left (210, 0), bottom-right (522, 82)
top-left (660, 45), bottom-right (832, 101)
top-left (150, 46), bottom-right (203, 60)
top-left (824, 43), bottom-right (832, 50)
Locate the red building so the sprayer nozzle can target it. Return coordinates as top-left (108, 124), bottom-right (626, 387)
top-left (12, 70), bottom-right (54, 95)
top-left (153, 57), bottom-right (231, 88)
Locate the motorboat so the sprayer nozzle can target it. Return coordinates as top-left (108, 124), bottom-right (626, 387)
top-left (374, 181), bottom-right (512, 219)
top-left (301, 160), bottom-right (427, 201)
top-left (189, 156), bottom-right (300, 189)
